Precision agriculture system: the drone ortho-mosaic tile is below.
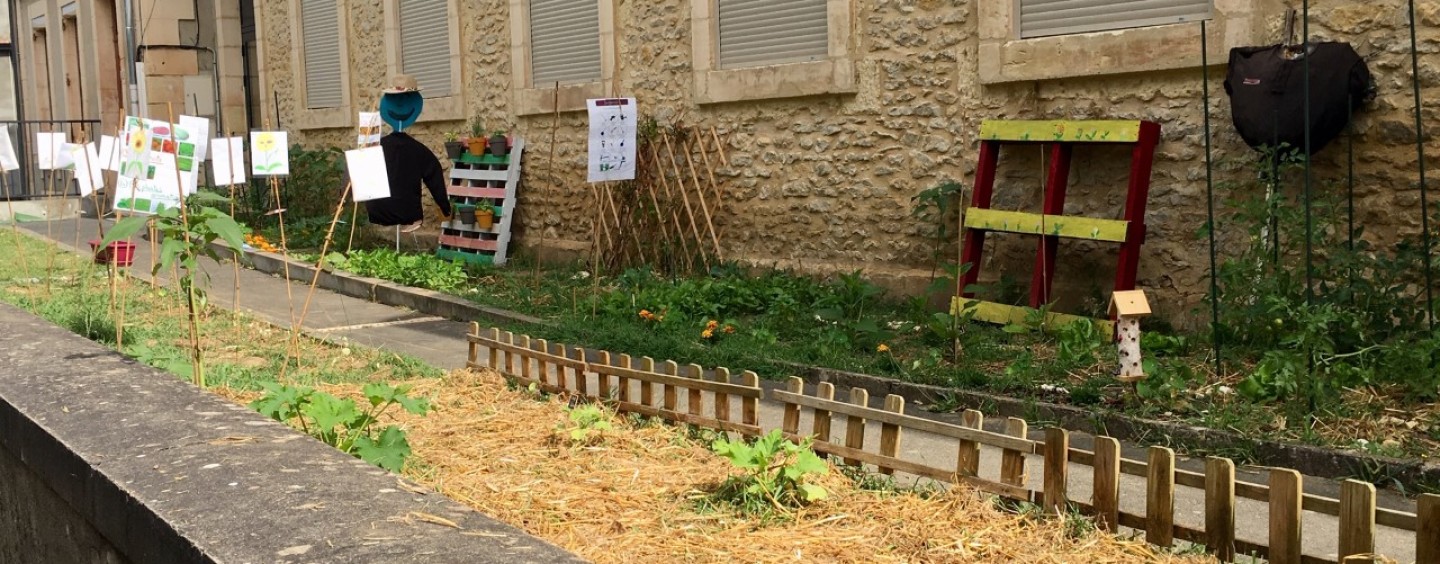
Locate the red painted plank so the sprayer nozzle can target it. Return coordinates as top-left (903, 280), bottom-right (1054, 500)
top-left (1114, 121), bottom-right (1161, 294)
top-left (448, 186), bottom-right (507, 199)
top-left (438, 234), bottom-right (499, 252)
top-left (960, 141), bottom-right (1000, 298)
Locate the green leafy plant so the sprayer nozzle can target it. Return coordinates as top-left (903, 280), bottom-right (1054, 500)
top-left (559, 403), bottom-right (613, 443)
top-left (331, 249), bottom-right (469, 293)
top-left (708, 429), bottom-right (829, 517)
top-left (469, 115), bottom-right (485, 138)
top-left (101, 192), bottom-right (248, 386)
top-left (1055, 318), bottom-right (1104, 368)
top-left (911, 180), bottom-right (964, 280)
top-left (250, 381), bottom-right (431, 471)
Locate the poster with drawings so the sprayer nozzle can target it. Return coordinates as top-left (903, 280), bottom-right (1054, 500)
top-left (586, 98), bottom-right (637, 183)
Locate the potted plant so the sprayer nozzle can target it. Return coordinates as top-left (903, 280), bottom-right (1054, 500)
top-left (443, 132), bottom-right (464, 160)
top-left (467, 116), bottom-right (487, 156)
top-left (476, 206), bottom-right (495, 230)
top-left (456, 203), bottom-right (478, 227)
top-left (488, 129), bottom-right (509, 157)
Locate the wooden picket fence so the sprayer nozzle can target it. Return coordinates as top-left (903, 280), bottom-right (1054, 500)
top-left (467, 326), bottom-right (1440, 564)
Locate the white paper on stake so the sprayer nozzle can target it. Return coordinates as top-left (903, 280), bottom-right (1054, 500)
top-left (151, 152), bottom-right (183, 200)
top-left (250, 131), bottom-right (290, 176)
top-left (36, 132), bottom-right (68, 170)
top-left (345, 146), bottom-right (391, 202)
top-left (179, 115), bottom-right (211, 162)
top-left (55, 142), bottom-right (79, 171)
top-left (0, 128), bottom-right (19, 172)
top-left (357, 112), bottom-right (382, 147)
top-left (72, 143), bottom-right (105, 197)
top-left (210, 137), bottom-right (246, 187)
top-left (98, 135), bottom-right (121, 172)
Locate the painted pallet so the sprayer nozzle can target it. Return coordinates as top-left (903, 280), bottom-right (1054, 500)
top-left (437, 138), bottom-right (524, 266)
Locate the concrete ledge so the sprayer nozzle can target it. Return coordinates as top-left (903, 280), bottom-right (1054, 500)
top-left (0, 303), bottom-right (584, 563)
top-left (225, 244), bottom-right (547, 328)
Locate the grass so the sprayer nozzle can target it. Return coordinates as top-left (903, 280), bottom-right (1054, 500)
top-left (296, 246), bottom-right (1440, 468)
top-left (0, 229), bottom-right (440, 392)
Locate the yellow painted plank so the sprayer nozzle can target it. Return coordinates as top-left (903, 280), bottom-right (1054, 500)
top-left (980, 120), bottom-right (1144, 143)
top-left (964, 208), bottom-right (1129, 243)
top-left (952, 298), bottom-right (1114, 336)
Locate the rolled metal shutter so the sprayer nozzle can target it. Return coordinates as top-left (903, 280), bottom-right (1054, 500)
top-left (1020, 0), bottom-right (1212, 39)
top-left (718, 0), bottom-right (828, 69)
top-left (400, 0), bottom-right (452, 96)
top-left (529, 0), bottom-right (601, 86)
top-left (300, 0), bottom-right (342, 109)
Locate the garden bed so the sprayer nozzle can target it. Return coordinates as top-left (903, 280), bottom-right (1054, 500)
top-left (222, 369), bottom-right (1210, 564)
top-left (281, 246), bottom-right (1438, 472)
top-left (0, 230), bottom-right (1209, 562)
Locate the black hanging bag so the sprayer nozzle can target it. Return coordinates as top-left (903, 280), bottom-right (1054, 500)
top-left (1224, 42), bottom-right (1371, 155)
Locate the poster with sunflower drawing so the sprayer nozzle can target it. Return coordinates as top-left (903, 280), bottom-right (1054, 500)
top-left (250, 131), bottom-right (289, 176)
top-left (113, 115), bottom-right (204, 214)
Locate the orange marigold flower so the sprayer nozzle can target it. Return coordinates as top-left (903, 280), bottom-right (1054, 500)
top-left (706, 320), bottom-right (719, 329)
top-left (701, 328), bottom-right (715, 339)
top-left (639, 310), bottom-right (653, 320)
top-left (722, 325), bottom-right (735, 334)
top-left (876, 343), bottom-right (890, 352)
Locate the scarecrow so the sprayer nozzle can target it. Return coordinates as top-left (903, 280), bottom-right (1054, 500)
top-left (365, 74), bottom-right (451, 232)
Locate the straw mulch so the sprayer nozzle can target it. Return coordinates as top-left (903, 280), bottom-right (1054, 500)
top-left (278, 369), bottom-right (1204, 564)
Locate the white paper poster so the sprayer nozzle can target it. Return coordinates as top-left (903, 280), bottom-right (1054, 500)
top-left (179, 115), bottom-right (211, 162)
top-left (357, 112), bottom-right (382, 147)
top-left (586, 98), bottom-right (638, 183)
top-left (251, 131), bottom-right (289, 176)
top-left (70, 143), bottom-right (105, 197)
top-left (114, 152), bottom-right (183, 215)
top-left (98, 135), bottom-right (121, 172)
top-left (36, 132), bottom-right (68, 170)
top-left (210, 137), bottom-right (246, 187)
top-left (117, 117), bottom-right (151, 180)
top-left (345, 146), bottom-right (391, 202)
top-left (0, 129), bottom-right (19, 172)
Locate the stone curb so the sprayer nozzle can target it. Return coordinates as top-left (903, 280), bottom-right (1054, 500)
top-left (213, 242), bottom-right (547, 328)
top-left (219, 240), bottom-right (1440, 492)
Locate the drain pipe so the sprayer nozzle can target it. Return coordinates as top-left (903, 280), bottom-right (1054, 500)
top-left (122, 0), bottom-right (138, 115)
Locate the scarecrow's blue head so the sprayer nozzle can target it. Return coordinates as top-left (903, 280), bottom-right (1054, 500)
top-left (379, 91), bottom-right (424, 132)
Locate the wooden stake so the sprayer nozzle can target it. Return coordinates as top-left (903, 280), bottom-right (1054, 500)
top-left (0, 170), bottom-right (31, 280)
top-left (261, 122), bottom-right (299, 329)
top-left (650, 137), bottom-right (698, 271)
top-left (660, 132), bottom-right (710, 268)
top-left (224, 131), bottom-right (242, 310)
top-left (535, 81), bottom-right (561, 287)
top-left (283, 179), bottom-right (353, 380)
top-left (165, 104), bottom-right (205, 387)
top-left (678, 134), bottom-right (722, 259)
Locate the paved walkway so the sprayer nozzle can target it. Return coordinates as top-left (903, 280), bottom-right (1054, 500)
top-left (20, 218), bottom-right (1419, 562)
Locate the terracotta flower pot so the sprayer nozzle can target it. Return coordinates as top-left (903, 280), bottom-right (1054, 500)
top-left (476, 207), bottom-right (495, 230)
top-left (467, 138), bottom-right (487, 156)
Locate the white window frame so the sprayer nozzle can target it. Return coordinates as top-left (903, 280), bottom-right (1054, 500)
top-left (287, 0), bottom-right (352, 129)
top-left (690, 0), bottom-right (855, 105)
top-left (508, 0), bottom-right (616, 116)
top-left (978, 0), bottom-right (1269, 84)
top-left (383, 0), bottom-right (465, 123)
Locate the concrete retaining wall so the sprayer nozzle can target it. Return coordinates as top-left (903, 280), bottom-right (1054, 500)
top-left (0, 302), bottom-right (583, 564)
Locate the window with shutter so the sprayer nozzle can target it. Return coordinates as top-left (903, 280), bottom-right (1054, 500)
top-left (529, 0), bottom-right (601, 86)
top-left (717, 0), bottom-right (828, 69)
top-left (1019, 0), bottom-right (1212, 39)
top-left (399, 0), bottom-right (451, 96)
top-left (300, 0), bottom-right (342, 108)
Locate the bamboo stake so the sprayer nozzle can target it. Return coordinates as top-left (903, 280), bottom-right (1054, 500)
top-left (0, 169), bottom-right (31, 281)
top-left (534, 81), bottom-right (562, 287)
top-left (262, 120), bottom-right (298, 329)
top-left (76, 133), bottom-right (110, 300)
top-left (165, 104), bottom-right (205, 388)
top-left (225, 131), bottom-right (241, 310)
top-left (660, 133), bottom-right (711, 267)
top-left (693, 126), bottom-right (725, 206)
top-left (709, 126), bottom-right (730, 167)
top-left (43, 130), bottom-right (60, 297)
top-left (678, 135), bottom-right (722, 259)
top-left (638, 145), bottom-right (680, 272)
top-left (282, 179), bottom-right (352, 380)
top-left (651, 137), bottom-right (698, 272)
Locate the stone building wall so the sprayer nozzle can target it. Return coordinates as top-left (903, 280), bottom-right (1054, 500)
top-left (256, 0), bottom-right (1440, 329)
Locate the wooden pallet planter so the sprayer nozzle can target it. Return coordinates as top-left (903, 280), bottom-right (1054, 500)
top-left (467, 324), bottom-right (762, 435)
top-left (439, 140), bottom-right (525, 266)
top-left (464, 325), bottom-right (1440, 564)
